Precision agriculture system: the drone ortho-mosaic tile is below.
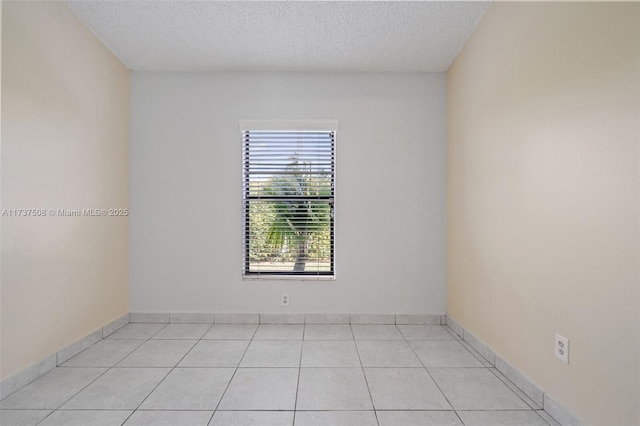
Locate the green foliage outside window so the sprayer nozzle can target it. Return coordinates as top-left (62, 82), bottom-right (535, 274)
top-left (247, 170), bottom-right (332, 272)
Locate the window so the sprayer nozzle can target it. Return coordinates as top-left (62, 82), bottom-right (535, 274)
top-left (241, 120), bottom-right (336, 279)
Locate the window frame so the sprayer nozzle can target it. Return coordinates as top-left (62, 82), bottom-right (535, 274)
top-left (240, 120), bottom-right (338, 281)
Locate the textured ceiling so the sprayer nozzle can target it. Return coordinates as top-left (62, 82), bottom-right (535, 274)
top-left (65, 1), bottom-right (490, 72)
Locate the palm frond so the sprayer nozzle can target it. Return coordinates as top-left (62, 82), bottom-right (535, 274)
top-left (261, 162), bottom-right (331, 255)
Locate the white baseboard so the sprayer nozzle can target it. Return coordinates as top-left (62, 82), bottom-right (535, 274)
top-left (129, 312), bottom-right (445, 325)
top-left (55, 329), bottom-right (102, 365)
top-left (102, 314), bottom-right (130, 338)
top-left (445, 314), bottom-right (583, 426)
top-left (0, 313), bottom-right (129, 400)
top-left (304, 313), bottom-right (350, 324)
top-left (129, 312), bottom-right (169, 323)
top-left (0, 355), bottom-right (56, 400)
top-left (170, 313), bottom-right (216, 324)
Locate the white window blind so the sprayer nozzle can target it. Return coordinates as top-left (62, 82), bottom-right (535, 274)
top-left (242, 129), bottom-right (335, 277)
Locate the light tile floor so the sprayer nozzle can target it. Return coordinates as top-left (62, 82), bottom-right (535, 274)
top-left (1, 323), bottom-right (557, 426)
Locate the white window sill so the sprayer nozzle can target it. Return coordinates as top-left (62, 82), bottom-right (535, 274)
top-left (242, 275), bottom-right (336, 281)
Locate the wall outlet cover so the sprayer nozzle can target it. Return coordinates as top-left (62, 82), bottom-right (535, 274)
top-left (554, 334), bottom-right (569, 364)
top-left (281, 293), bottom-right (290, 307)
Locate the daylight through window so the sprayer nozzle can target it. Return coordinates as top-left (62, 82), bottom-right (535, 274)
top-left (242, 128), bottom-right (335, 278)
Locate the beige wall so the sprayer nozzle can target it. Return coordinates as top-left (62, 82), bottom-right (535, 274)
top-left (1, 2), bottom-right (130, 379)
top-left (447, 2), bottom-right (639, 425)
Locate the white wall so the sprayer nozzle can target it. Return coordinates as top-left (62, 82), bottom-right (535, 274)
top-left (130, 72), bottom-right (446, 313)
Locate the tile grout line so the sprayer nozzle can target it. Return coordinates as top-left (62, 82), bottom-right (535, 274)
top-left (32, 409), bottom-right (55, 426)
top-left (66, 339), bottom-right (145, 369)
top-left (35, 324), bottom-right (164, 425)
top-left (1, 318), bottom-right (130, 403)
top-left (532, 409), bottom-right (556, 426)
top-left (443, 329), bottom-right (491, 369)
top-left (31, 338), bottom-right (151, 425)
top-left (447, 324), bottom-right (552, 416)
top-left (487, 368), bottom-right (541, 411)
top-left (43, 324), bottom-right (154, 412)
top-left (458, 339), bottom-right (493, 368)
top-left (292, 324), bottom-right (306, 425)
top-left (207, 323), bottom-right (260, 425)
top-left (441, 324), bottom-right (460, 340)
top-left (486, 369), bottom-right (553, 424)
top-left (29, 332), bottom-right (140, 426)
top-left (117, 322), bottom-right (176, 425)
top-left (351, 324), bottom-right (381, 426)
top-left (403, 327), bottom-right (466, 425)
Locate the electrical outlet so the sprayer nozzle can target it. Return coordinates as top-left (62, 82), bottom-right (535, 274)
top-left (555, 334), bottom-right (569, 364)
top-left (281, 293), bottom-right (290, 307)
